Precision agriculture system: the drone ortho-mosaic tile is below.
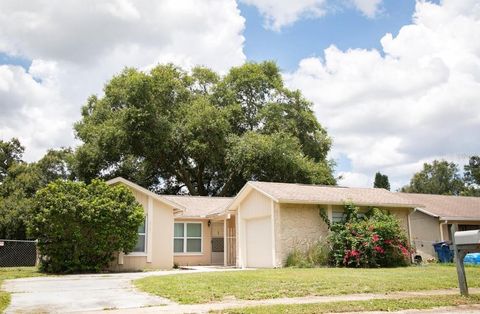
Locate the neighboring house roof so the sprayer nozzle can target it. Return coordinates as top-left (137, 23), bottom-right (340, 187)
top-left (228, 181), bottom-right (420, 210)
top-left (398, 192), bottom-right (480, 221)
top-left (164, 195), bottom-right (233, 218)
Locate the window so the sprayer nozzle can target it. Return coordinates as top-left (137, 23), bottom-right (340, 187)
top-left (132, 218), bottom-right (146, 253)
top-left (332, 211), bottom-right (345, 224)
top-left (174, 222), bottom-right (202, 253)
top-left (331, 211), bottom-right (366, 224)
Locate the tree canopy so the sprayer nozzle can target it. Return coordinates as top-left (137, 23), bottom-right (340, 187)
top-left (463, 156), bottom-right (480, 196)
top-left (373, 172), bottom-right (390, 190)
top-left (74, 62), bottom-right (335, 196)
top-left (0, 138), bottom-right (75, 239)
top-left (401, 160), bottom-right (468, 195)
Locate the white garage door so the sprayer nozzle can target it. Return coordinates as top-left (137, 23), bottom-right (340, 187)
top-left (246, 216), bottom-right (272, 268)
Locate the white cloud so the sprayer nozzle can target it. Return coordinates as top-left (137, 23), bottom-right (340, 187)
top-left (351, 0), bottom-right (382, 18)
top-left (240, 0), bottom-right (384, 30)
top-left (240, 0), bottom-right (327, 31)
top-left (337, 171), bottom-right (371, 188)
top-left (0, 0), bottom-right (246, 161)
top-left (285, 0), bottom-right (480, 190)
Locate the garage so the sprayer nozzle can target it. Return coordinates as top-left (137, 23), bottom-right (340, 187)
top-left (245, 216), bottom-right (272, 268)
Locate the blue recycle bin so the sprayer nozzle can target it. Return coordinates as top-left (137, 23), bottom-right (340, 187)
top-left (433, 241), bottom-right (454, 263)
top-left (464, 253), bottom-right (480, 265)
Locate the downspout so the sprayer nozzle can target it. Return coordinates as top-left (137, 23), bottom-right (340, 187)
top-left (407, 208), bottom-right (415, 262)
top-left (440, 220), bottom-right (448, 242)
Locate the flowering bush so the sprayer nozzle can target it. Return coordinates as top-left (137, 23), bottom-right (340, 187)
top-left (328, 204), bottom-right (412, 268)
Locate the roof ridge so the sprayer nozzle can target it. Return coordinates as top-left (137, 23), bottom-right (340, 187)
top-left (249, 180), bottom-right (390, 191)
top-left (397, 192), bottom-right (480, 199)
top-left (164, 195), bottom-right (233, 199)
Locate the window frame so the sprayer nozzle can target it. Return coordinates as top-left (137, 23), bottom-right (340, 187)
top-left (128, 216), bottom-right (147, 256)
top-left (174, 221), bottom-right (203, 255)
top-left (331, 211), bottom-right (366, 224)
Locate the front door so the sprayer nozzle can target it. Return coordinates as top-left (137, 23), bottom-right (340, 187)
top-left (211, 222), bottom-right (224, 265)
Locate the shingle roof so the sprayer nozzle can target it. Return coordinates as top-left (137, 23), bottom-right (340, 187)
top-left (248, 181), bottom-right (418, 207)
top-left (398, 192), bottom-right (480, 220)
top-left (164, 195), bottom-right (233, 217)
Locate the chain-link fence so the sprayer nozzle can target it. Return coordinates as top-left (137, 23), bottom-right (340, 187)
top-left (0, 239), bottom-right (37, 267)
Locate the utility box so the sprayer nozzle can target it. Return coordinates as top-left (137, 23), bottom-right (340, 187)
top-left (455, 230), bottom-right (480, 245)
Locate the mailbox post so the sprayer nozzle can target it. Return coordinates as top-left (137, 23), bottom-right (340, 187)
top-left (452, 225), bottom-right (480, 296)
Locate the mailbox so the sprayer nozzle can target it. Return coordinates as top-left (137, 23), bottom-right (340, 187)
top-left (454, 230), bottom-right (480, 245)
top-left (452, 227), bottom-right (480, 296)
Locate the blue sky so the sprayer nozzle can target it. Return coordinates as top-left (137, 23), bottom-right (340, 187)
top-left (240, 0), bottom-right (416, 71)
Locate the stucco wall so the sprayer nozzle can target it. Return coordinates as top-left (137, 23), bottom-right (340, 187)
top-left (109, 187), bottom-right (174, 271)
top-left (276, 204), bottom-right (411, 266)
top-left (410, 211), bottom-right (441, 260)
top-left (237, 188), bottom-right (273, 268)
top-left (173, 219), bottom-right (212, 266)
top-left (277, 203), bottom-right (329, 266)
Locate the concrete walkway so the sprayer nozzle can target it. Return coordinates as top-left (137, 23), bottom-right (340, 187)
top-left (2, 267), bottom-right (240, 313)
top-left (79, 288), bottom-right (480, 314)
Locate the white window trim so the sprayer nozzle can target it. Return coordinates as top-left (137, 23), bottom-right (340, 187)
top-left (128, 216), bottom-right (147, 256)
top-left (174, 221), bottom-right (203, 255)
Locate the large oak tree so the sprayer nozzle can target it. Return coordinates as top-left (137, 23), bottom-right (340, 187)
top-left (74, 62), bottom-right (335, 196)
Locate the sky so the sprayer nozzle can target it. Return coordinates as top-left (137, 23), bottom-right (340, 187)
top-left (0, 0), bottom-right (479, 190)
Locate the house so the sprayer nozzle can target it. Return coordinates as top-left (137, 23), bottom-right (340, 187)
top-left (107, 177), bottom-right (234, 271)
top-left (107, 178), bottom-right (419, 270)
top-left (399, 192), bottom-right (480, 261)
top-left (228, 181), bottom-right (418, 268)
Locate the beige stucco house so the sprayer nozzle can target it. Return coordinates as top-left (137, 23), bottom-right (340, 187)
top-left (107, 178), bottom-right (422, 270)
top-left (106, 177), bottom-right (480, 270)
top-left (227, 181), bottom-right (418, 268)
top-left (399, 193), bottom-right (480, 261)
top-left (107, 177), bottom-right (235, 271)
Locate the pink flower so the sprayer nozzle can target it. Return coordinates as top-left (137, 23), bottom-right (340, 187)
top-left (398, 244), bottom-right (410, 257)
top-left (384, 239), bottom-right (392, 244)
top-left (374, 246), bottom-right (385, 254)
top-left (351, 250), bottom-right (360, 257)
top-left (372, 234), bottom-right (380, 242)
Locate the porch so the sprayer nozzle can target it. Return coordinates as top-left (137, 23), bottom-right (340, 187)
top-left (173, 214), bottom-right (236, 267)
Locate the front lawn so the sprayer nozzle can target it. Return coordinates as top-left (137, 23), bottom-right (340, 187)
top-left (215, 294), bottom-right (480, 314)
top-left (0, 267), bottom-right (43, 313)
top-left (134, 265), bottom-right (480, 304)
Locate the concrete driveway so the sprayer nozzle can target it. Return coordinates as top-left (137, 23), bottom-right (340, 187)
top-left (2, 267), bottom-right (237, 313)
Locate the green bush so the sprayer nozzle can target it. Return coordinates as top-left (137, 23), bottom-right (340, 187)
top-left (29, 179), bottom-right (144, 273)
top-left (328, 204), bottom-right (411, 268)
top-left (285, 240), bottom-right (329, 268)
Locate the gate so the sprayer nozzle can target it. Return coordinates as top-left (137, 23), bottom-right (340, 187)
top-left (0, 239), bottom-right (37, 267)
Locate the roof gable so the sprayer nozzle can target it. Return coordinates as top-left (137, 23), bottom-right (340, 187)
top-left (106, 177), bottom-right (185, 210)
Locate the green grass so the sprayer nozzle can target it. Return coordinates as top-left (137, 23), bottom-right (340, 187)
top-left (0, 267), bottom-right (43, 313)
top-left (134, 265), bottom-right (480, 304)
top-left (215, 294), bottom-right (480, 314)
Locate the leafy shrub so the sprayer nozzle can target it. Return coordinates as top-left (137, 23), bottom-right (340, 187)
top-left (328, 204), bottom-right (411, 268)
top-left (285, 240), bottom-right (329, 268)
top-left (29, 179), bottom-right (144, 273)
